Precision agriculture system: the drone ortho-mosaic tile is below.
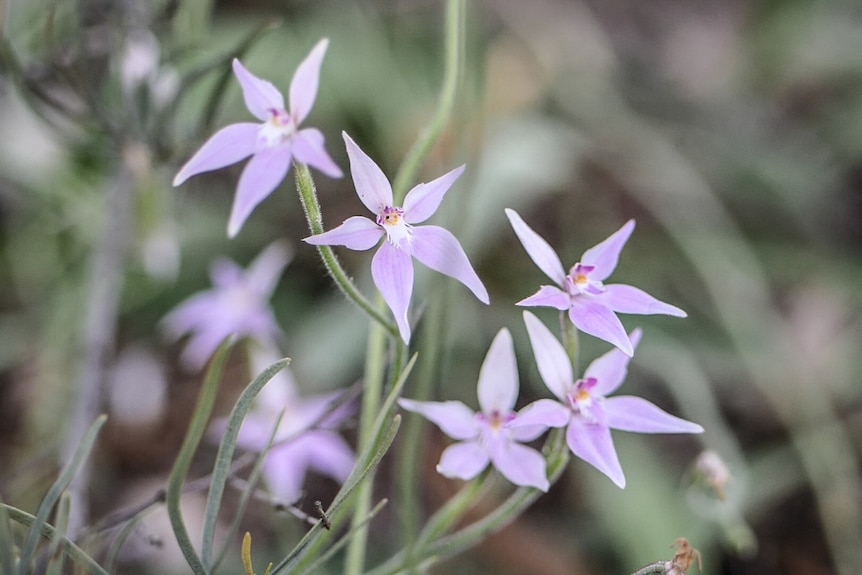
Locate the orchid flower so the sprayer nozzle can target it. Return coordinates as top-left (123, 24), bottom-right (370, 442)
top-left (221, 350), bottom-right (354, 502)
top-left (519, 311), bottom-right (703, 488)
top-left (505, 209), bottom-right (686, 356)
top-left (398, 328), bottom-right (567, 491)
top-left (304, 132), bottom-right (489, 343)
top-left (173, 39), bottom-right (342, 237)
top-left (162, 241), bottom-right (290, 370)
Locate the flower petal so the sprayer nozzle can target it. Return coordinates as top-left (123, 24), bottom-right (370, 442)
top-left (293, 128), bottom-right (343, 178)
top-left (437, 441), bottom-right (490, 480)
top-left (232, 59), bottom-right (285, 121)
top-left (398, 398), bottom-right (478, 440)
top-left (246, 241), bottom-right (292, 298)
top-left (600, 284), bottom-right (687, 317)
top-left (568, 298), bottom-right (633, 356)
top-left (585, 328), bottom-right (641, 397)
top-left (372, 241), bottom-right (414, 343)
top-left (228, 146), bottom-right (293, 237)
top-left (410, 225), bottom-right (489, 303)
top-left (566, 418), bottom-right (625, 488)
top-left (173, 123), bottom-right (259, 186)
top-left (262, 444), bottom-right (306, 502)
top-left (208, 258), bottom-right (244, 288)
top-left (304, 216), bottom-right (383, 250)
top-left (522, 311), bottom-right (573, 401)
top-left (477, 328), bottom-right (518, 414)
top-left (517, 285), bottom-right (570, 310)
top-left (303, 430), bottom-right (355, 482)
top-left (402, 165), bottom-right (465, 224)
top-left (343, 132), bottom-right (393, 213)
top-left (505, 209), bottom-right (566, 286)
top-left (510, 399), bottom-right (571, 439)
top-left (579, 219), bottom-right (635, 282)
top-left (289, 38), bottom-right (328, 125)
top-left (489, 441), bottom-right (549, 491)
top-left (604, 396), bottom-right (704, 434)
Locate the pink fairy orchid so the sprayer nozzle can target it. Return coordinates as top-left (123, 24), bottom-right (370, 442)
top-left (304, 132), bottom-right (489, 343)
top-left (505, 209), bottom-right (686, 356)
top-left (162, 241), bottom-right (290, 370)
top-left (173, 39), bottom-right (342, 237)
top-left (216, 350), bottom-right (354, 502)
top-left (519, 311), bottom-right (703, 488)
top-left (398, 328), bottom-right (567, 491)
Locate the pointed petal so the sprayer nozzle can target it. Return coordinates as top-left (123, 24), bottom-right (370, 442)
top-left (402, 165), bottom-right (465, 224)
top-left (566, 418), bottom-right (625, 488)
top-left (437, 441), bottom-right (489, 480)
top-left (289, 38), bottom-right (328, 125)
top-left (304, 216), bottom-right (383, 250)
top-left (580, 219), bottom-right (635, 282)
top-left (232, 59), bottom-right (284, 121)
top-left (208, 258), bottom-right (244, 288)
top-left (303, 430), bottom-right (355, 482)
top-left (505, 209), bottom-right (566, 286)
top-left (173, 123), bottom-right (259, 186)
top-left (585, 328), bottom-right (641, 396)
top-left (410, 225), bottom-right (489, 303)
top-left (343, 132), bottom-right (392, 213)
top-left (490, 441), bottom-right (549, 491)
top-left (227, 147), bottom-right (292, 237)
top-left (568, 298), bottom-right (633, 356)
top-left (517, 285), bottom-right (570, 310)
top-left (476, 328), bottom-right (518, 413)
top-left (510, 399), bottom-right (571, 438)
top-left (262, 444), bottom-right (306, 502)
top-left (398, 398), bottom-right (478, 440)
top-left (522, 311), bottom-right (573, 401)
top-left (293, 128), bottom-right (343, 178)
top-left (604, 396), bottom-right (704, 434)
top-left (372, 242), bottom-right (413, 343)
top-left (246, 240), bottom-right (292, 298)
top-left (600, 284), bottom-right (687, 317)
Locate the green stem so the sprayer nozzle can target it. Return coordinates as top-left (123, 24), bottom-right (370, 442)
top-left (344, 313), bottom-right (389, 575)
top-left (390, 0), bottom-right (465, 204)
top-left (559, 311), bottom-right (580, 374)
top-left (294, 163), bottom-right (398, 337)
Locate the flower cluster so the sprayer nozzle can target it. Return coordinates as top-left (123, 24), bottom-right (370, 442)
top-left (169, 37), bottom-right (703, 500)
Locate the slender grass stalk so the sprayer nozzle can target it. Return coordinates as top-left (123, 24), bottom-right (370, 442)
top-left (166, 341), bottom-right (232, 575)
top-left (1, 504), bottom-right (108, 575)
top-left (201, 357), bottom-right (291, 569)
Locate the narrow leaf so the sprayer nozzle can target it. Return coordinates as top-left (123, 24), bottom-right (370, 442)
top-left (166, 340), bottom-right (232, 575)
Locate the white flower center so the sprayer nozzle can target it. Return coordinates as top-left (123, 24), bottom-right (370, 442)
top-left (565, 263), bottom-right (604, 297)
top-left (377, 206), bottom-right (412, 249)
top-left (258, 108), bottom-right (296, 148)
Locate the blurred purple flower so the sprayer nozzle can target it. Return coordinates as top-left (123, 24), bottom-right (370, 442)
top-left (162, 241), bottom-right (290, 370)
top-left (173, 39), bottom-right (342, 237)
top-left (229, 356), bottom-right (354, 503)
top-left (398, 328), bottom-right (567, 491)
top-left (505, 209), bottom-right (686, 356)
top-left (304, 132), bottom-right (488, 343)
top-left (519, 311), bottom-right (703, 488)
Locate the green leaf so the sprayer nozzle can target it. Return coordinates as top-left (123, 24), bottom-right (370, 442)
top-left (201, 356), bottom-right (291, 569)
top-left (166, 339), bottom-right (232, 575)
top-left (15, 414), bottom-right (106, 575)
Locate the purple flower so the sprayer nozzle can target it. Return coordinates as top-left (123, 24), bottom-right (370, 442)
top-left (173, 39), bottom-right (343, 237)
top-left (398, 328), bottom-right (567, 491)
top-left (229, 358), bottom-right (354, 502)
top-left (519, 311), bottom-right (703, 488)
top-left (505, 209), bottom-right (686, 356)
top-left (304, 132), bottom-right (489, 343)
top-left (162, 241), bottom-right (290, 370)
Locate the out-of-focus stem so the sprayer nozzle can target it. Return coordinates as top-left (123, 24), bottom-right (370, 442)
top-left (62, 146), bottom-right (135, 537)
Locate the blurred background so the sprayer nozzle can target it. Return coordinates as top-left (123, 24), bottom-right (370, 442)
top-left (1, 0), bottom-right (861, 574)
